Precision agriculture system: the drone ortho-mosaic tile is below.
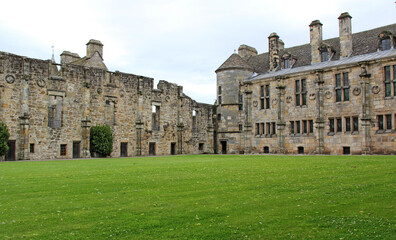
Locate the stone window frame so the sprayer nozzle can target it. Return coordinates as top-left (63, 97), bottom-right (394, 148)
top-left (352, 116), bottom-right (359, 133)
top-left (378, 31), bottom-right (394, 51)
top-left (281, 53), bottom-right (296, 69)
top-left (345, 117), bottom-right (351, 132)
top-left (60, 144), bottom-right (67, 156)
top-left (260, 84), bottom-right (270, 109)
top-left (309, 120), bottom-right (314, 133)
top-left (48, 90), bottom-right (65, 129)
top-left (384, 65), bottom-right (396, 98)
top-left (376, 114), bottom-right (393, 133)
top-left (330, 116), bottom-right (357, 135)
top-left (295, 79), bottom-right (307, 107)
top-left (318, 43), bottom-right (335, 62)
top-left (152, 102), bottom-right (161, 131)
top-left (30, 143), bottom-right (35, 153)
top-left (192, 110), bottom-right (198, 133)
top-left (335, 72), bottom-right (350, 102)
top-left (291, 119), bottom-right (313, 136)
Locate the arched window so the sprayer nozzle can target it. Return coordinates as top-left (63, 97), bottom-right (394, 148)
top-left (378, 31), bottom-right (394, 51)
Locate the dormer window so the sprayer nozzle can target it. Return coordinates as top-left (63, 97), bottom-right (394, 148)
top-left (382, 38), bottom-right (391, 51)
top-left (378, 31), bottom-right (394, 51)
top-left (284, 58), bottom-right (290, 68)
top-left (282, 53), bottom-right (294, 69)
top-left (321, 51), bottom-right (328, 62)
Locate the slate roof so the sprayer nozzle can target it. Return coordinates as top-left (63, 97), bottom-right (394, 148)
top-left (215, 53), bottom-right (254, 73)
top-left (234, 23), bottom-right (396, 74)
top-left (247, 48), bottom-right (396, 81)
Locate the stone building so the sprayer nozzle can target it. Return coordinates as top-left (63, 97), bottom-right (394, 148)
top-left (0, 40), bottom-right (215, 160)
top-left (216, 13), bottom-right (396, 155)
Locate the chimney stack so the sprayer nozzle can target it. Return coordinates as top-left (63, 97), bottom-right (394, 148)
top-left (268, 32), bottom-right (280, 71)
top-left (338, 12), bottom-right (352, 58)
top-left (238, 45), bottom-right (258, 61)
top-left (309, 20), bottom-right (323, 64)
top-left (86, 39), bottom-right (104, 59)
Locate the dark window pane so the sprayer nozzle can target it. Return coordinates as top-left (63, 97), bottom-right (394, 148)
top-left (385, 66), bottom-right (391, 81)
top-left (265, 98), bottom-right (270, 109)
top-left (386, 114), bottom-right (392, 130)
top-left (218, 96), bottom-right (222, 105)
top-left (260, 86), bottom-right (264, 97)
top-left (337, 118), bottom-right (342, 132)
top-left (265, 85), bottom-right (270, 96)
top-left (218, 86), bottom-right (222, 94)
top-left (303, 120), bottom-right (307, 133)
top-left (336, 89), bottom-right (342, 102)
top-left (302, 93), bottom-right (307, 106)
top-left (378, 115), bottom-right (384, 130)
top-left (336, 74), bottom-right (341, 87)
top-left (296, 80), bottom-right (300, 93)
top-left (296, 121), bottom-right (301, 133)
top-left (272, 122), bottom-right (276, 135)
top-left (321, 51), bottom-right (328, 62)
top-left (266, 123), bottom-right (271, 135)
top-left (385, 83), bottom-right (391, 97)
top-left (260, 99), bottom-right (264, 109)
top-left (284, 59), bottom-right (290, 68)
top-left (256, 123), bottom-right (260, 135)
top-left (394, 82), bottom-right (396, 97)
top-left (344, 88), bottom-right (349, 101)
top-left (382, 38), bottom-right (391, 50)
top-left (394, 65), bottom-right (396, 80)
top-left (290, 121), bottom-right (295, 134)
top-left (309, 120), bottom-right (314, 133)
top-left (301, 79), bottom-right (306, 92)
top-left (353, 117), bottom-right (359, 132)
top-left (345, 117), bottom-right (351, 132)
top-left (329, 118), bottom-right (334, 132)
top-left (296, 94), bottom-right (300, 106)
top-left (343, 73), bottom-right (349, 86)
top-left (261, 123), bottom-right (265, 135)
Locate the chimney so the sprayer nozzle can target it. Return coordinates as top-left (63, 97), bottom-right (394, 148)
top-left (278, 39), bottom-right (285, 51)
top-left (268, 32), bottom-right (280, 71)
top-left (238, 45), bottom-right (258, 61)
top-left (86, 39), bottom-right (104, 59)
top-left (60, 51), bottom-right (80, 64)
top-left (309, 20), bottom-right (323, 64)
top-left (338, 12), bottom-right (352, 58)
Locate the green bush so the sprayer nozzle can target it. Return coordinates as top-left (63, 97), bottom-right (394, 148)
top-left (90, 125), bottom-right (113, 157)
top-left (0, 121), bottom-right (10, 160)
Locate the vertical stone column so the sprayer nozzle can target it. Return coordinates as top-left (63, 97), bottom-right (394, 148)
top-left (276, 78), bottom-right (286, 154)
top-left (18, 74), bottom-right (30, 160)
top-left (81, 77), bottom-right (91, 158)
top-left (177, 123), bottom-right (184, 154)
top-left (314, 71), bottom-right (325, 154)
top-left (136, 120), bottom-right (143, 156)
top-left (243, 83), bottom-right (252, 154)
top-left (81, 117), bottom-right (91, 158)
top-left (359, 63), bottom-right (372, 154)
top-left (177, 86), bottom-right (184, 155)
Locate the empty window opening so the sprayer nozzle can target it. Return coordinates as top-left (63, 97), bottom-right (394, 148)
top-left (152, 105), bottom-right (160, 131)
top-left (343, 146), bottom-right (351, 155)
top-left (60, 144), bottom-right (67, 156)
top-left (263, 146), bottom-right (269, 154)
top-left (199, 143), bottom-right (204, 151)
top-left (30, 143), bottom-right (35, 153)
top-left (298, 146), bottom-right (304, 154)
top-left (149, 142), bottom-right (156, 156)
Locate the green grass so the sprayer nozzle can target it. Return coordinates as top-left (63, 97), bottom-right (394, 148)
top-left (0, 155), bottom-right (395, 239)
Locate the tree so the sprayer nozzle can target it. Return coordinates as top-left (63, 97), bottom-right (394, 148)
top-left (0, 121), bottom-right (10, 161)
top-left (90, 125), bottom-right (113, 157)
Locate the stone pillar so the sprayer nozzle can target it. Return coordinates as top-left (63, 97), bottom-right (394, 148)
top-left (314, 71), bottom-right (325, 154)
top-left (81, 117), bottom-right (91, 158)
top-left (18, 113), bottom-right (29, 160)
top-left (276, 78), bottom-right (286, 154)
top-left (177, 123), bottom-right (184, 154)
top-left (359, 63), bottom-right (372, 154)
top-left (243, 83), bottom-right (252, 154)
top-left (136, 120), bottom-right (143, 156)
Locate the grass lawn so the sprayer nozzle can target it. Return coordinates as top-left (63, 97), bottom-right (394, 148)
top-left (0, 155), bottom-right (395, 239)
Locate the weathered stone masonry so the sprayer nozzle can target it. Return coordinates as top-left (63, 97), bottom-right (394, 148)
top-left (0, 40), bottom-right (215, 160)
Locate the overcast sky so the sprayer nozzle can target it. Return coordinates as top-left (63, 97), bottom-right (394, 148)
top-left (0, 0), bottom-right (395, 104)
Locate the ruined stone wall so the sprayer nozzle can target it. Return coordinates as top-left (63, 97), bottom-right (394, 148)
top-left (0, 51), bottom-right (214, 160)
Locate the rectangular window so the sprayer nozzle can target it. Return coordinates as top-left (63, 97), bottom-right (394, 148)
top-left (329, 118), bottom-right (335, 133)
top-left (290, 121), bottom-right (295, 134)
top-left (261, 123), bottom-right (265, 135)
top-left (218, 86), bottom-right (222, 95)
top-left (303, 120), bottom-right (307, 134)
top-left (152, 105), bottom-right (160, 131)
top-left (295, 79), bottom-right (306, 106)
top-left (266, 122), bottom-right (270, 135)
top-left (336, 118), bottom-right (342, 132)
top-left (321, 51), bottom-right (328, 62)
top-left (199, 143), bottom-right (204, 151)
top-left (218, 96), bottom-right (222, 105)
top-left (256, 123), bottom-right (260, 135)
top-left (382, 38), bottom-right (391, 51)
top-left (284, 58), bottom-right (290, 69)
top-left (345, 117), bottom-right (351, 132)
top-left (378, 115), bottom-right (384, 130)
top-left (260, 85), bottom-right (270, 109)
top-left (296, 121), bottom-right (301, 134)
top-left (239, 94), bottom-right (243, 111)
top-left (309, 120), bottom-right (314, 133)
top-left (386, 114), bottom-right (392, 130)
top-left (335, 73), bottom-right (349, 102)
top-left (60, 144), bottom-right (67, 156)
top-left (271, 122), bottom-right (276, 135)
top-left (353, 117), bottom-right (359, 132)
top-left (385, 66), bottom-right (391, 97)
top-left (48, 95), bottom-right (63, 128)
top-left (30, 143), bottom-right (35, 153)
top-left (239, 124), bottom-right (243, 131)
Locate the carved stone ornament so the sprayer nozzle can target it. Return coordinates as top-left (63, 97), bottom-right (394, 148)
top-left (372, 85), bottom-right (380, 94)
top-left (325, 91), bottom-right (332, 99)
top-left (286, 96), bottom-right (292, 103)
top-left (165, 96), bottom-right (170, 102)
top-left (37, 79), bottom-right (46, 87)
top-left (120, 90), bottom-right (125, 98)
top-left (272, 98), bottom-right (278, 106)
top-left (309, 93), bottom-right (316, 100)
top-left (5, 74), bottom-right (15, 84)
top-left (97, 88), bottom-right (103, 94)
top-left (253, 101), bottom-right (258, 107)
top-left (353, 87), bottom-right (361, 96)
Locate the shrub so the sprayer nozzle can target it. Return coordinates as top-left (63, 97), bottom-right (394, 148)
top-left (90, 125), bottom-right (113, 157)
top-left (0, 121), bottom-right (10, 160)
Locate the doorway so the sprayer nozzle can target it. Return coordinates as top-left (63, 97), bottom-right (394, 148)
top-left (5, 140), bottom-right (16, 161)
top-left (170, 142), bottom-right (176, 155)
top-left (73, 141), bottom-right (81, 158)
top-left (149, 142), bottom-right (156, 156)
top-left (298, 146), bottom-right (304, 154)
top-left (220, 141), bottom-right (227, 154)
top-left (121, 142), bottom-right (128, 157)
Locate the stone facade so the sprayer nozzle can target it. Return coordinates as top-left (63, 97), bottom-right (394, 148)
top-left (216, 13), bottom-right (396, 155)
top-left (0, 40), bottom-right (215, 160)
